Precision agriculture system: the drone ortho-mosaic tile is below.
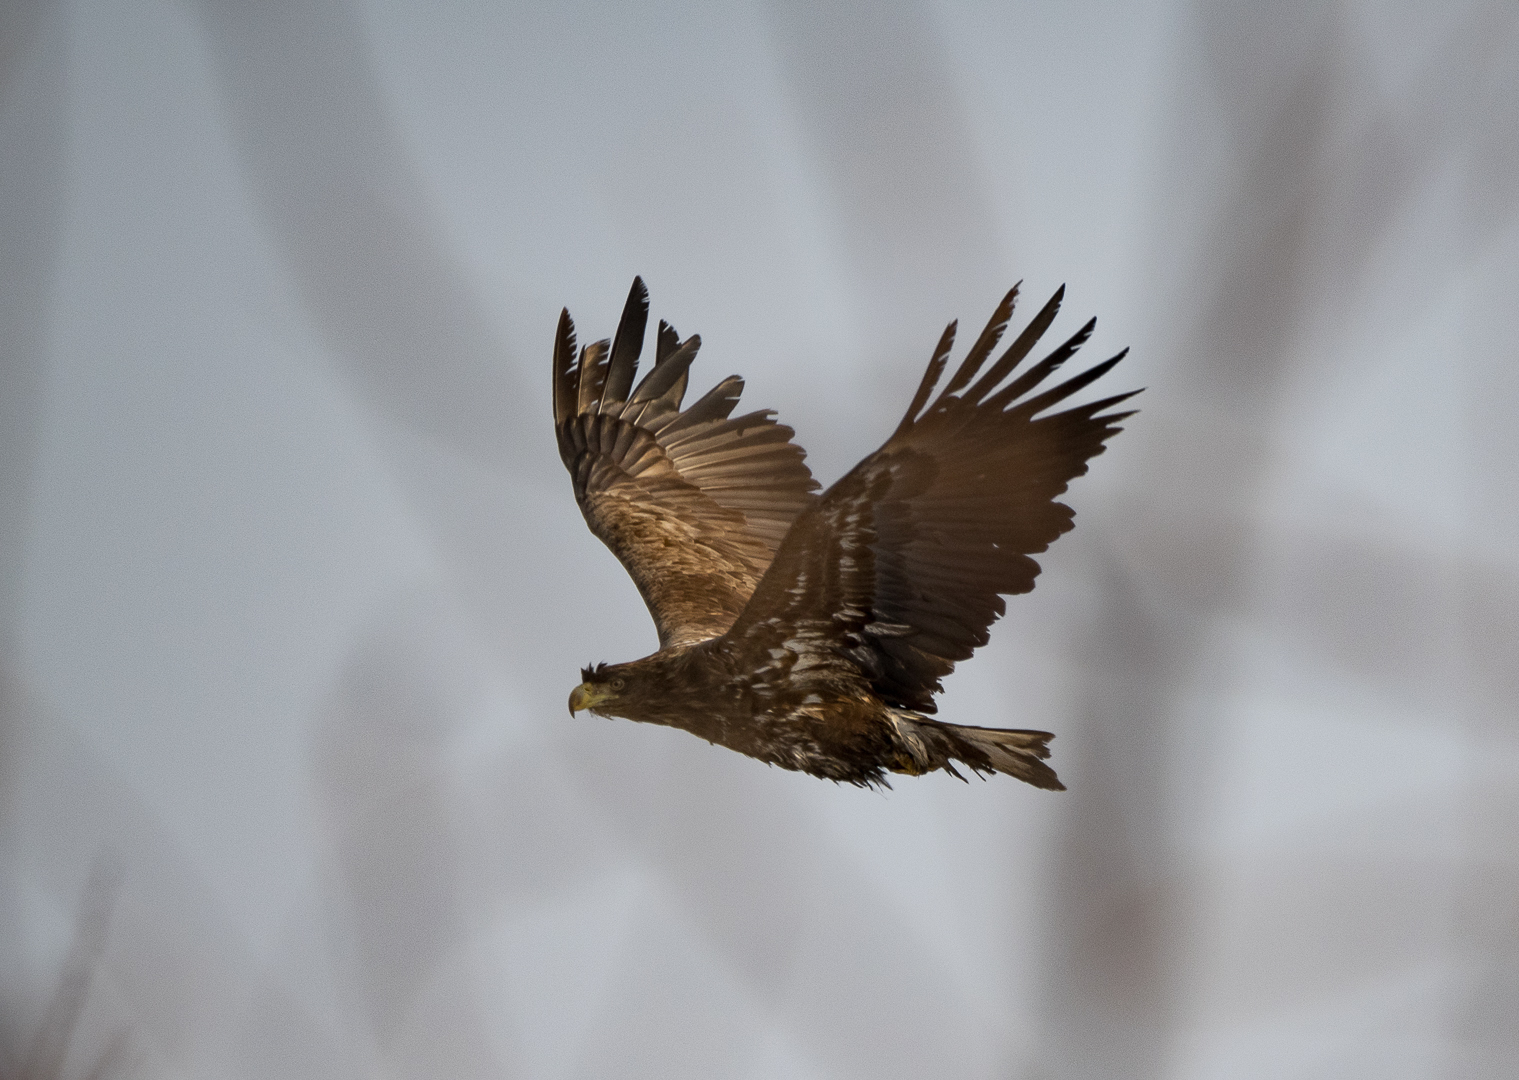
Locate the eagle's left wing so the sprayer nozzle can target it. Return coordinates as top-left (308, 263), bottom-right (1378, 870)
top-left (721, 285), bottom-right (1137, 711)
top-left (554, 278), bottom-right (819, 648)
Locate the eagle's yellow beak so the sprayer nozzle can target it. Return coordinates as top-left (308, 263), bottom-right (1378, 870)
top-left (568, 682), bottom-right (608, 716)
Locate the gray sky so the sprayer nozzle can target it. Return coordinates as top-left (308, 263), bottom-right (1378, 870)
top-left (3, 1), bottom-right (1517, 1077)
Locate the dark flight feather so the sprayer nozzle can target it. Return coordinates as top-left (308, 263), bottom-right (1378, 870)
top-left (893, 320), bottom-right (957, 438)
top-left (964, 284), bottom-right (1065, 404)
top-left (937, 282), bottom-right (1020, 399)
top-left (600, 276), bottom-right (649, 407)
top-left (552, 309), bottom-right (578, 426)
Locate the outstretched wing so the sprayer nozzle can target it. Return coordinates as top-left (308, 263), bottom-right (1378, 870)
top-left (554, 278), bottom-right (820, 647)
top-left (723, 284), bottom-right (1137, 712)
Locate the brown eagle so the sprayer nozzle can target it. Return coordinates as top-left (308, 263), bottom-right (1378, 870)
top-left (556, 278), bottom-right (1136, 789)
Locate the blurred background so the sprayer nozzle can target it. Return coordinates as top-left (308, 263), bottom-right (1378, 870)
top-left (3, 0), bottom-right (1517, 1077)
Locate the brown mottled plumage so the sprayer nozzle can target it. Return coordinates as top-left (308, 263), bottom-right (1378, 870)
top-left (557, 278), bottom-right (1137, 788)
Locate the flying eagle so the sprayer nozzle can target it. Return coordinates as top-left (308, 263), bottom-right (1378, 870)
top-left (556, 279), bottom-right (1136, 789)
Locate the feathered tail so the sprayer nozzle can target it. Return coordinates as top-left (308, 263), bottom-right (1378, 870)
top-left (891, 711), bottom-right (1064, 789)
top-left (939, 722), bottom-right (1064, 789)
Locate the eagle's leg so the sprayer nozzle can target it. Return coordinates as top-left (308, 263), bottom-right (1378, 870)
top-left (889, 752), bottom-right (927, 776)
top-left (883, 708), bottom-right (934, 775)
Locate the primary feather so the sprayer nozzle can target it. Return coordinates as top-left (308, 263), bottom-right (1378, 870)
top-left (555, 279), bottom-right (1137, 788)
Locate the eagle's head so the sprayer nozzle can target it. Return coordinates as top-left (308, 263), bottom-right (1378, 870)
top-left (567, 653), bottom-right (707, 726)
top-left (567, 661), bottom-right (628, 717)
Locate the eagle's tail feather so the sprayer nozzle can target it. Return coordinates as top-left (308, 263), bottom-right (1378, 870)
top-left (930, 721), bottom-right (1065, 790)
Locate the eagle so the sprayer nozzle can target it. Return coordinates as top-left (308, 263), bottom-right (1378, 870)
top-left (556, 278), bottom-right (1136, 789)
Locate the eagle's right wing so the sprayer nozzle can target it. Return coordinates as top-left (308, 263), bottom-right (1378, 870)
top-left (723, 285), bottom-right (1138, 712)
top-left (554, 278), bottom-right (819, 648)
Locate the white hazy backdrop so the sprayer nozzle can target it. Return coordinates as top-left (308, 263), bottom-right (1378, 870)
top-left (3, 1), bottom-right (1517, 1077)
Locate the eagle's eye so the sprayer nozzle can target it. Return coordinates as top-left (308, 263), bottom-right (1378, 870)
top-left (611, 677), bottom-right (626, 691)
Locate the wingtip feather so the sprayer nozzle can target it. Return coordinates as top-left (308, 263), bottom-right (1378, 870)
top-left (936, 282), bottom-right (1021, 403)
top-left (602, 276), bottom-right (651, 406)
top-left (961, 285), bottom-right (1068, 405)
top-left (656, 319), bottom-right (681, 365)
top-left (553, 308), bottom-right (578, 425)
top-left (894, 319), bottom-right (957, 437)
